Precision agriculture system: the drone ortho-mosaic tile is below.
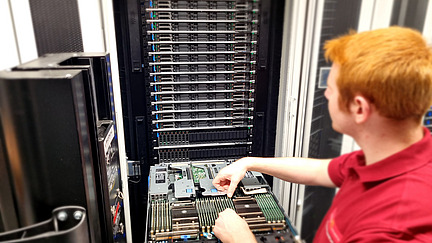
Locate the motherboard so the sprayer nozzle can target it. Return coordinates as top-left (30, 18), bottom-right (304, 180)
top-left (146, 161), bottom-right (301, 243)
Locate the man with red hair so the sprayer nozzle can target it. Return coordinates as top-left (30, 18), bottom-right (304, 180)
top-left (213, 26), bottom-right (432, 242)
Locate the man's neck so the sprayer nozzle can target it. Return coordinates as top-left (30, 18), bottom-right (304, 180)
top-left (354, 118), bottom-right (424, 165)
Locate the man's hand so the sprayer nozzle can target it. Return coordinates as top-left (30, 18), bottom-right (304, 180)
top-left (212, 157), bottom-right (251, 197)
top-left (213, 208), bottom-right (256, 243)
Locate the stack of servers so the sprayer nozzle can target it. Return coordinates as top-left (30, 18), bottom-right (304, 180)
top-left (143, 0), bottom-right (260, 163)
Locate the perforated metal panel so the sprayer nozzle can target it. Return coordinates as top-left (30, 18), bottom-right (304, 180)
top-left (29, 0), bottom-right (83, 56)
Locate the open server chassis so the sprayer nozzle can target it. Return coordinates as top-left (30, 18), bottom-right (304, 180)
top-left (146, 161), bottom-right (301, 242)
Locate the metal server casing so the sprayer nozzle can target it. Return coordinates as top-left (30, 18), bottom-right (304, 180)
top-left (0, 53), bottom-right (126, 242)
top-left (142, 0), bottom-right (259, 164)
top-left (0, 70), bottom-right (99, 242)
top-left (145, 162), bottom-right (300, 242)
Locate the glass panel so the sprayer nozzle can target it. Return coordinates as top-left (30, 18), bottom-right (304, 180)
top-left (390, 0), bottom-right (429, 31)
top-left (390, 0), bottom-right (432, 134)
top-left (301, 0), bottom-right (362, 242)
top-left (426, 108), bottom-right (432, 133)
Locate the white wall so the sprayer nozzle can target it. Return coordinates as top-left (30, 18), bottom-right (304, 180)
top-left (0, 0), bottom-right (20, 70)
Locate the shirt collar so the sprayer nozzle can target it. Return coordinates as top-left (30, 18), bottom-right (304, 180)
top-left (353, 127), bottom-right (432, 183)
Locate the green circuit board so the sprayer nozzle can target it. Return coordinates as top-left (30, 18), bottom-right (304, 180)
top-left (192, 166), bottom-right (206, 183)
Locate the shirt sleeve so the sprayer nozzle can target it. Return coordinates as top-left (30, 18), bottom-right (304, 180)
top-left (327, 152), bottom-right (357, 187)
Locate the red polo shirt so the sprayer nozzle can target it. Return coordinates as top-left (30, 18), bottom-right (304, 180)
top-left (314, 127), bottom-right (432, 242)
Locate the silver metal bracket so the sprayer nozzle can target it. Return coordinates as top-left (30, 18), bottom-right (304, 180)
top-left (127, 160), bottom-right (141, 177)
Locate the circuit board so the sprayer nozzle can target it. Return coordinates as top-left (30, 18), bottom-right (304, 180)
top-left (191, 166), bottom-right (207, 183)
top-left (146, 161), bottom-right (301, 243)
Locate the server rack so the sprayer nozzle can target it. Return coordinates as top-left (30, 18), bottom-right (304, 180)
top-left (145, 0), bottom-right (259, 163)
top-left (114, 0), bottom-right (285, 242)
top-left (0, 53), bottom-right (125, 242)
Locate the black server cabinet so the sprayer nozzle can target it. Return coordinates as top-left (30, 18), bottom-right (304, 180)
top-left (14, 53), bottom-right (125, 243)
top-left (113, 0), bottom-right (285, 242)
top-left (0, 70), bottom-right (98, 242)
top-left (0, 53), bottom-right (125, 242)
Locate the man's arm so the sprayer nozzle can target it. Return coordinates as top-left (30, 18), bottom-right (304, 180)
top-left (213, 208), bottom-right (257, 243)
top-left (213, 157), bottom-right (336, 197)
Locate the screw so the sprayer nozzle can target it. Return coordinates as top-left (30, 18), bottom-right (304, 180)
top-left (73, 211), bottom-right (83, 220)
top-left (57, 211), bottom-right (68, 221)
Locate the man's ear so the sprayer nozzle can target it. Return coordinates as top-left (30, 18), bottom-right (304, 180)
top-left (351, 95), bottom-right (371, 124)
